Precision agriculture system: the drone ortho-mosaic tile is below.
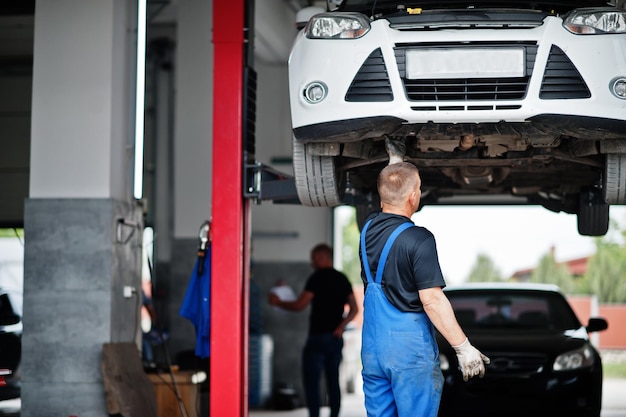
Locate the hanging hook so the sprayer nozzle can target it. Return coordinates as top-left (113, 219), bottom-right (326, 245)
top-left (197, 220), bottom-right (211, 275)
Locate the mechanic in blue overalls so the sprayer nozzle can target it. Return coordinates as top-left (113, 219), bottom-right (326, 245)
top-left (359, 162), bottom-right (490, 417)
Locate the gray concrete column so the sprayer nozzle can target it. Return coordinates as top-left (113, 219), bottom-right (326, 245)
top-left (23, 1), bottom-right (142, 416)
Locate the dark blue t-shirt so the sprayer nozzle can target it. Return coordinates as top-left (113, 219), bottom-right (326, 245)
top-left (360, 211), bottom-right (446, 312)
top-left (304, 268), bottom-right (353, 334)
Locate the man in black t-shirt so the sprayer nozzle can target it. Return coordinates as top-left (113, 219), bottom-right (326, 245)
top-left (269, 244), bottom-right (358, 417)
top-left (359, 162), bottom-right (490, 417)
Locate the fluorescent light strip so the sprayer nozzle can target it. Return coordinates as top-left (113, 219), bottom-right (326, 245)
top-left (134, 0), bottom-right (147, 199)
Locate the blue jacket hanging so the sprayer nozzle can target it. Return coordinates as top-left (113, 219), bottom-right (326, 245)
top-left (179, 246), bottom-right (211, 358)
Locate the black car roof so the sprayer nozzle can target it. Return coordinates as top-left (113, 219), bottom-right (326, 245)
top-left (444, 282), bottom-right (563, 293)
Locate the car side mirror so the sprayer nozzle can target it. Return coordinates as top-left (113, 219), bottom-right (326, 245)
top-left (586, 317), bottom-right (608, 333)
top-left (0, 314), bottom-right (20, 326)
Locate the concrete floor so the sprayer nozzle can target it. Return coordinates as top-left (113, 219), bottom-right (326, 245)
top-left (601, 378), bottom-right (626, 417)
top-left (1, 378), bottom-right (624, 416)
top-left (249, 378), bottom-right (626, 417)
top-left (250, 392), bottom-right (365, 417)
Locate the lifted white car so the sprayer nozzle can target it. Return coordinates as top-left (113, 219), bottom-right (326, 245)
top-left (288, 0), bottom-right (626, 235)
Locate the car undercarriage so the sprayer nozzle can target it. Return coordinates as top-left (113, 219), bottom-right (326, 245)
top-left (294, 123), bottom-right (626, 236)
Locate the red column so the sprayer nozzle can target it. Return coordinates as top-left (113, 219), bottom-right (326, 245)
top-left (211, 1), bottom-right (250, 416)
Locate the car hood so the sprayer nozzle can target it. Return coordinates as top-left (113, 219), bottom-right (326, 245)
top-left (340, 0), bottom-right (611, 15)
top-left (437, 327), bottom-right (590, 356)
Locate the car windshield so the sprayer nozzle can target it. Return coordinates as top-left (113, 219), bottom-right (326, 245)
top-left (446, 290), bottom-right (581, 331)
top-left (339, 0), bottom-right (610, 14)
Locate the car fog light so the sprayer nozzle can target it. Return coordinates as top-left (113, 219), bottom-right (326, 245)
top-left (610, 77), bottom-right (626, 99)
top-left (303, 82), bottom-right (328, 104)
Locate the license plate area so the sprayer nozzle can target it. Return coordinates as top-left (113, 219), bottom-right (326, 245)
top-left (405, 48), bottom-right (525, 79)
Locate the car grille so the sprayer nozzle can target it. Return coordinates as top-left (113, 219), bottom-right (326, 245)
top-left (485, 352), bottom-right (548, 376)
top-left (539, 45), bottom-right (590, 99)
top-left (345, 43), bottom-right (590, 105)
top-left (394, 42), bottom-right (538, 102)
top-left (345, 48), bottom-right (394, 102)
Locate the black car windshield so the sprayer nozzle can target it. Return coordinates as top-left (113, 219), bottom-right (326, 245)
top-left (446, 290), bottom-right (582, 331)
top-left (339, 0), bottom-right (609, 14)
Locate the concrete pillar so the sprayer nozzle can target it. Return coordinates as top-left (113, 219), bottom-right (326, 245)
top-left (23, 1), bottom-right (143, 416)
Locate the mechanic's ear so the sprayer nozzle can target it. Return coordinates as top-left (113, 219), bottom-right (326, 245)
top-left (409, 190), bottom-right (419, 208)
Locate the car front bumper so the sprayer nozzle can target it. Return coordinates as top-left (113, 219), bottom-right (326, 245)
top-left (438, 368), bottom-right (602, 417)
top-left (289, 15), bottom-right (626, 139)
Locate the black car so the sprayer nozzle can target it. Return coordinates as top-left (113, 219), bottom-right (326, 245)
top-left (437, 283), bottom-right (608, 417)
top-left (0, 290), bottom-right (21, 401)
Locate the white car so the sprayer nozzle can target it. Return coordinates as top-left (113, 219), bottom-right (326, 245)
top-left (288, 0), bottom-right (626, 235)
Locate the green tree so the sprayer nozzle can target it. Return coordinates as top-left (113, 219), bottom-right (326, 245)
top-left (0, 229), bottom-right (23, 238)
top-left (466, 253), bottom-right (502, 282)
top-left (529, 251), bottom-right (575, 294)
top-left (579, 232), bottom-right (626, 303)
top-left (338, 207), bottom-right (363, 284)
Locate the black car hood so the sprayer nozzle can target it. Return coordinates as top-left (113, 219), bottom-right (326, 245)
top-left (436, 328), bottom-right (595, 379)
top-left (437, 327), bottom-right (590, 356)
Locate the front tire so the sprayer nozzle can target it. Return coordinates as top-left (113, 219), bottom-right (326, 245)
top-left (604, 153), bottom-right (626, 204)
top-left (293, 140), bottom-right (344, 207)
top-left (578, 190), bottom-right (609, 236)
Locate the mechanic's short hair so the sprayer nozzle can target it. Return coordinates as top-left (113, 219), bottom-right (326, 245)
top-left (378, 162), bottom-right (420, 205)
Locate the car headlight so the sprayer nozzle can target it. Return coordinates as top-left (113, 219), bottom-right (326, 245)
top-left (553, 345), bottom-right (595, 371)
top-left (563, 8), bottom-right (626, 34)
top-left (305, 13), bottom-right (371, 39)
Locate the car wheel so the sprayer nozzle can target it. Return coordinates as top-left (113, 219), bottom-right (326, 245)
top-left (604, 153), bottom-right (626, 204)
top-left (577, 190), bottom-right (609, 236)
top-left (293, 140), bottom-right (344, 207)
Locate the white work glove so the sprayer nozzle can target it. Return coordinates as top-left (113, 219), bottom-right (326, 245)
top-left (452, 338), bottom-right (490, 382)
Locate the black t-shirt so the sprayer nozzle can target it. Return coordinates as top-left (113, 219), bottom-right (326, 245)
top-left (304, 268), bottom-right (353, 334)
top-left (360, 211), bottom-right (446, 312)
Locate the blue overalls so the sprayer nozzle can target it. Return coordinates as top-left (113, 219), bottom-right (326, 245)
top-left (360, 220), bottom-right (444, 417)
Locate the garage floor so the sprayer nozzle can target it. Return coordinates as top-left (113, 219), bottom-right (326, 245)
top-left (249, 378), bottom-right (626, 417)
top-left (0, 378), bottom-right (624, 416)
top-left (250, 391), bottom-right (365, 417)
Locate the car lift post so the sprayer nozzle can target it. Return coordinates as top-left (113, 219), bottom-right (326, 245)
top-left (211, 1), bottom-right (250, 416)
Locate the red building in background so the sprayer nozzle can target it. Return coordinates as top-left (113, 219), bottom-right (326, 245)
top-left (511, 248), bottom-right (626, 349)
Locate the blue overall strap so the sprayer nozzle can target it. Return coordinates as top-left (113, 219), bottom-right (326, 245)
top-left (360, 219), bottom-right (414, 284)
top-left (360, 219), bottom-right (375, 283)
